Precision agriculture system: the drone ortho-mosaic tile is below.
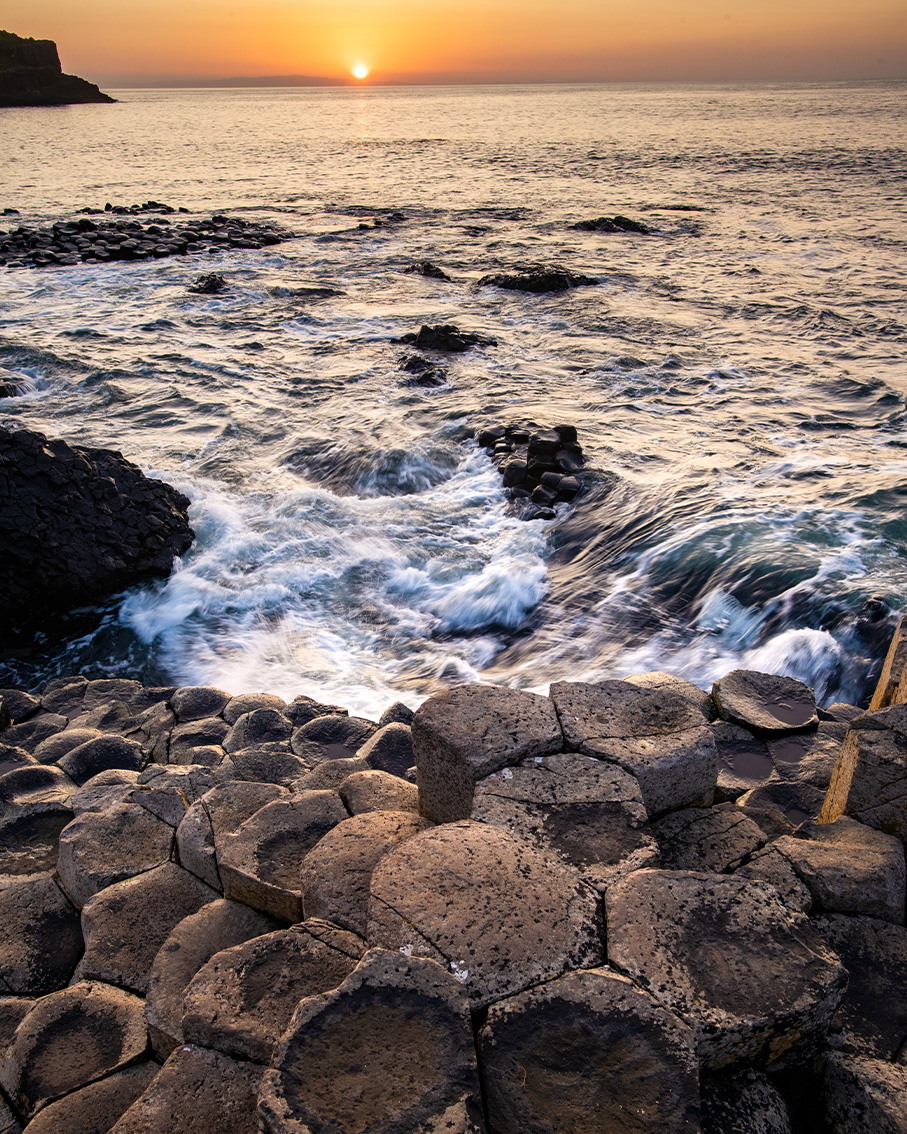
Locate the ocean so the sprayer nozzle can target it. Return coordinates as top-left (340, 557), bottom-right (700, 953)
top-left (1, 81), bottom-right (905, 717)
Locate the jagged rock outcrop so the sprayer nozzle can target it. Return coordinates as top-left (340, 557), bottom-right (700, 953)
top-left (0, 427), bottom-right (194, 629)
top-left (0, 30), bottom-right (114, 107)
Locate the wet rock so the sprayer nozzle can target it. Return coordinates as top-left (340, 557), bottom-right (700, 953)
top-left (572, 216), bottom-right (622, 232)
top-left (183, 920), bottom-right (365, 1064)
top-left (821, 1051), bottom-right (907, 1133)
top-left (403, 260), bottom-right (451, 280)
top-left (735, 781), bottom-right (805, 836)
top-left (259, 948), bottom-right (484, 1134)
top-left (712, 721), bottom-right (775, 800)
top-left (357, 720), bottom-right (414, 777)
top-left (284, 693), bottom-right (348, 727)
top-left (395, 323), bottom-right (496, 352)
top-left (369, 820), bottom-right (602, 1008)
top-left (700, 1068), bottom-right (792, 1134)
top-left (0, 981), bottom-right (147, 1119)
top-left (1, 427), bottom-right (194, 628)
top-left (471, 753), bottom-right (657, 891)
top-left (300, 810), bottom-right (431, 934)
top-left (606, 869), bottom-right (847, 1069)
top-left (109, 1044), bottom-right (262, 1134)
top-left (57, 734), bottom-right (145, 784)
top-left (814, 914), bottom-right (907, 1060)
top-left (294, 754), bottom-right (369, 790)
top-left (734, 845), bottom-right (813, 913)
top-left (340, 768), bottom-right (420, 814)
top-left (378, 700), bottom-right (414, 727)
top-left (218, 791), bottom-right (348, 919)
top-left (477, 967), bottom-right (699, 1134)
top-left (77, 862), bottom-right (219, 994)
top-left (653, 803), bottom-right (767, 873)
top-left (145, 898), bottom-right (277, 1058)
top-left (290, 713), bottom-right (378, 764)
top-left (188, 271), bottom-right (227, 294)
top-left (0, 805), bottom-right (73, 874)
top-left (550, 679), bottom-right (718, 815)
top-left (223, 708), bottom-right (293, 753)
top-left (56, 801), bottom-right (174, 907)
top-left (477, 264), bottom-right (598, 292)
top-left (712, 670), bottom-right (818, 734)
top-left (0, 872), bottom-right (82, 993)
top-left (774, 816), bottom-right (906, 923)
top-left (412, 684), bottom-right (562, 823)
top-left (0, 713), bottom-right (68, 753)
top-left (23, 1062), bottom-right (159, 1134)
top-left (170, 685), bottom-right (232, 723)
top-left (222, 692), bottom-right (287, 725)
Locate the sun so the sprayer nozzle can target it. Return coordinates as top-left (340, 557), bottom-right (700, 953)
top-left (352, 63), bottom-right (369, 80)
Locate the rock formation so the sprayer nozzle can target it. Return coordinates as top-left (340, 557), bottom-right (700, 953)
top-left (0, 30), bottom-right (114, 107)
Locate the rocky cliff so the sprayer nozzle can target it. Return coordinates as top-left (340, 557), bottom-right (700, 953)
top-left (0, 29), bottom-right (115, 106)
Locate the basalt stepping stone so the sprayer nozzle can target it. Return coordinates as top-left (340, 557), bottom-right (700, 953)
top-left (774, 817), bottom-right (906, 923)
top-left (712, 721), bottom-right (775, 800)
top-left (109, 1045), bottom-right (262, 1134)
top-left (219, 791), bottom-right (348, 920)
top-left (226, 746), bottom-right (310, 785)
top-left (291, 713), bottom-right (379, 766)
top-left (145, 898), bottom-right (278, 1058)
top-left (734, 845), bottom-right (813, 913)
top-left (81, 679), bottom-right (144, 712)
top-left (70, 769), bottom-right (140, 814)
top-left (653, 803), bottom-right (767, 873)
top-left (0, 997), bottom-right (34, 1049)
top-left (767, 725), bottom-right (845, 789)
top-left (23, 1062), bottom-right (160, 1134)
top-left (294, 754), bottom-right (369, 791)
top-left (170, 743), bottom-right (227, 768)
top-left (258, 949), bottom-right (484, 1134)
top-left (1, 713), bottom-right (68, 753)
top-left (0, 872), bottom-right (82, 994)
top-left (0, 744), bottom-right (36, 778)
top-left (57, 801), bottom-right (174, 907)
top-left (368, 820), bottom-right (602, 1008)
top-left (821, 1051), bottom-right (907, 1134)
top-left (285, 694), bottom-right (349, 728)
top-left (412, 685), bottom-right (563, 824)
top-left (737, 776), bottom-right (823, 830)
top-left (129, 701), bottom-right (175, 764)
top-left (77, 862), bottom-right (219, 994)
top-left (700, 1068), bottom-right (793, 1134)
top-left (169, 717), bottom-right (231, 759)
top-left (0, 980), bottom-right (147, 1119)
top-left (477, 967), bottom-right (700, 1134)
top-left (0, 1095), bottom-right (17, 1134)
top-left (40, 677), bottom-right (88, 719)
top-left (606, 869), bottom-right (847, 1069)
top-left (170, 685), bottom-right (232, 722)
top-left (0, 764), bottom-right (77, 810)
top-left (135, 764), bottom-right (216, 826)
top-left (32, 727), bottom-right (102, 764)
top-left (0, 805), bottom-right (73, 875)
top-left (378, 701), bottom-right (414, 727)
top-left (712, 670), bottom-right (818, 735)
top-left (471, 754), bottom-right (657, 891)
top-left (176, 780), bottom-right (288, 891)
top-left (549, 680), bottom-right (718, 816)
top-left (68, 699), bottom-right (136, 735)
top-left (57, 735), bottom-right (145, 785)
top-left (0, 687), bottom-right (41, 722)
top-left (815, 914), bottom-right (907, 1060)
top-left (340, 769), bottom-right (420, 814)
top-left (183, 919), bottom-right (365, 1064)
top-left (222, 693), bottom-right (288, 725)
top-left (357, 721), bottom-right (415, 778)
top-left (624, 670), bottom-right (714, 719)
top-left (300, 810), bottom-right (431, 935)
top-left (223, 709), bottom-right (293, 754)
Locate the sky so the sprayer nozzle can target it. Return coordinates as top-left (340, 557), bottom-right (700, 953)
top-left (5, 0), bottom-right (906, 85)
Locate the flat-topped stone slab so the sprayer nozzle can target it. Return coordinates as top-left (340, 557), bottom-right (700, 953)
top-left (223, 693), bottom-right (287, 725)
top-left (23, 1062), bottom-right (159, 1134)
top-left (412, 685), bottom-right (563, 823)
top-left (134, 764), bottom-right (216, 826)
top-left (653, 803), bottom-right (767, 873)
top-left (77, 862), bottom-right (220, 994)
top-left (57, 801), bottom-right (174, 907)
top-left (712, 670), bottom-right (818, 735)
top-left (170, 686), bottom-right (232, 722)
top-left (340, 768), bottom-right (420, 814)
top-left (145, 898), bottom-right (278, 1058)
top-left (259, 949), bottom-right (485, 1134)
top-left (300, 809), bottom-right (431, 934)
top-left (734, 845), bottom-right (813, 913)
top-left (712, 721), bottom-right (775, 800)
top-left (471, 753), bottom-right (657, 890)
top-left (109, 1044), bottom-right (263, 1134)
top-left (606, 869), bottom-right (847, 1069)
top-left (183, 919), bottom-right (365, 1064)
top-left (224, 746), bottom-right (311, 784)
top-left (549, 680), bottom-right (718, 815)
top-left (57, 734), bottom-right (144, 785)
top-left (223, 709), bottom-right (293, 753)
top-left (0, 872), bottom-right (82, 994)
top-left (290, 713), bottom-right (379, 766)
top-left (774, 817), bottom-right (906, 924)
top-left (168, 717), bottom-right (231, 759)
top-left (219, 791), bottom-right (348, 920)
top-left (368, 820), bottom-right (602, 1008)
top-left (69, 769), bottom-right (140, 814)
top-left (294, 754), bottom-right (370, 791)
top-left (1, 713), bottom-right (68, 753)
top-left (0, 804), bottom-right (73, 875)
top-left (0, 980), bottom-right (147, 1119)
top-left (0, 764), bottom-right (77, 810)
top-left (821, 1051), bottom-right (907, 1134)
top-left (477, 967), bottom-right (700, 1134)
top-left (624, 670), bottom-right (714, 719)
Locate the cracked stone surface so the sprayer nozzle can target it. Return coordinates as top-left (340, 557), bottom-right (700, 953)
top-left (368, 820), bottom-right (602, 1008)
top-left (23, 1062), bottom-right (159, 1134)
top-left (550, 680), bottom-right (718, 815)
top-left (0, 805), bottom-right (73, 875)
top-left (412, 685), bottom-right (563, 824)
top-left (259, 949), bottom-right (486, 1134)
top-left (182, 920), bottom-right (365, 1064)
top-left (653, 803), bottom-right (767, 873)
top-left (734, 845), bottom-right (813, 913)
top-left (712, 670), bottom-right (818, 735)
top-left (477, 967), bottom-right (700, 1134)
top-left (0, 872), bottom-right (82, 994)
top-left (606, 869), bottom-right (847, 1070)
top-left (821, 1051), bottom-right (907, 1134)
top-left (471, 753), bottom-right (658, 890)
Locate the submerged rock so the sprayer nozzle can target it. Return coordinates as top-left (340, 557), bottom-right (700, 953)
top-left (188, 272), bottom-right (227, 294)
top-left (477, 263), bottom-right (598, 292)
top-left (476, 420), bottom-right (587, 515)
top-left (395, 324), bottom-right (496, 352)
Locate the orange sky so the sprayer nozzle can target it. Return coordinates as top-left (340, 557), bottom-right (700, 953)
top-left (5, 0), bottom-right (906, 83)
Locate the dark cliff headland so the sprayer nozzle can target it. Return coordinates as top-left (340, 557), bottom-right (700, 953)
top-left (0, 30), bottom-right (115, 107)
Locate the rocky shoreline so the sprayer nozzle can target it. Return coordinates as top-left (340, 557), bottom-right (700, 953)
top-left (0, 31), bottom-right (114, 108)
top-left (0, 654), bottom-right (906, 1132)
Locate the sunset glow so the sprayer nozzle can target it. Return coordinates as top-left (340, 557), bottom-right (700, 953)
top-left (352, 63), bottom-right (369, 80)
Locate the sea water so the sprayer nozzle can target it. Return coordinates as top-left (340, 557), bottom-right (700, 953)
top-left (1, 82), bottom-right (905, 716)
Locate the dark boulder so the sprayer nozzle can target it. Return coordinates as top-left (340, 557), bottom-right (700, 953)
top-left (477, 264), bottom-right (598, 292)
top-left (188, 272), bottom-right (227, 294)
top-left (403, 261), bottom-right (451, 280)
top-left (395, 324), bottom-right (496, 352)
top-left (0, 427), bottom-right (194, 628)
